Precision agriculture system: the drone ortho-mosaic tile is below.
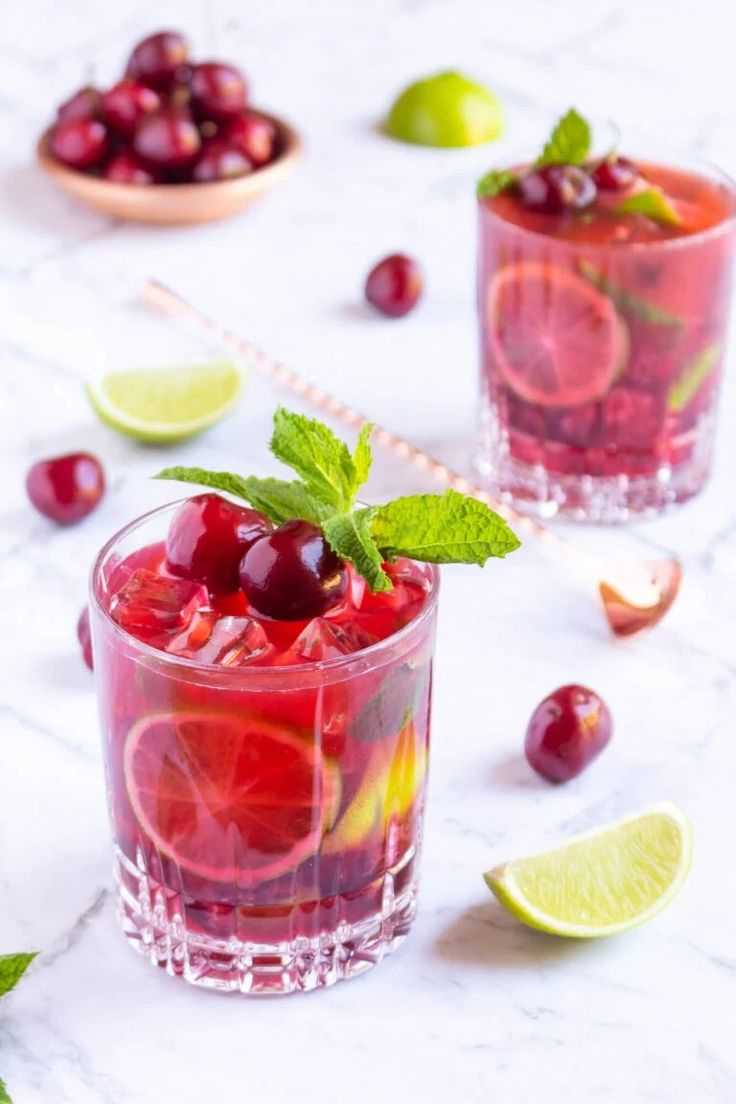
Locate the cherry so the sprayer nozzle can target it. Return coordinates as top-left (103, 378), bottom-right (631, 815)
top-left (191, 62), bottom-right (248, 121)
top-left (166, 494), bottom-right (272, 593)
top-left (101, 79), bottom-right (161, 137)
top-left (226, 112), bottom-right (276, 167)
top-left (103, 150), bottom-right (162, 185)
top-left (191, 141), bottom-right (252, 183)
top-left (51, 119), bottom-right (109, 170)
top-left (125, 31), bottom-right (189, 92)
top-left (57, 86), bottom-right (101, 124)
top-left (365, 253), bottom-right (423, 318)
top-left (516, 165), bottom-right (596, 213)
top-left (26, 452), bottom-right (105, 524)
top-left (133, 108), bottom-right (201, 169)
top-left (77, 607), bottom-right (93, 671)
top-left (240, 519), bottom-right (349, 620)
top-left (591, 156), bottom-right (638, 192)
top-left (525, 684), bottom-right (612, 782)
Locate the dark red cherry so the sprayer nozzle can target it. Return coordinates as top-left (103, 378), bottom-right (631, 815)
top-left (57, 86), bottom-right (101, 124)
top-left (191, 140), bottom-right (252, 183)
top-left (133, 108), bottom-right (201, 168)
top-left (125, 31), bottom-right (189, 92)
top-left (191, 62), bottom-right (248, 121)
top-left (77, 607), bottom-right (94, 671)
top-left (365, 253), bottom-right (423, 318)
top-left (525, 684), bottom-right (612, 782)
top-left (226, 112), bottom-right (276, 167)
top-left (26, 452), bottom-right (105, 524)
top-left (101, 79), bottom-right (161, 137)
top-left (166, 494), bottom-right (272, 593)
top-left (516, 165), bottom-right (596, 213)
top-left (103, 150), bottom-right (162, 184)
top-left (239, 519), bottom-right (349, 621)
top-left (51, 119), bottom-right (109, 170)
top-left (591, 156), bottom-right (638, 192)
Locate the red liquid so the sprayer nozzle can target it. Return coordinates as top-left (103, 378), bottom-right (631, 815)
top-left (478, 160), bottom-right (736, 518)
top-left (93, 536), bottom-right (435, 991)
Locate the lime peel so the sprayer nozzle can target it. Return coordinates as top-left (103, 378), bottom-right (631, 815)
top-left (86, 362), bottom-right (242, 443)
top-left (484, 801), bottom-right (692, 938)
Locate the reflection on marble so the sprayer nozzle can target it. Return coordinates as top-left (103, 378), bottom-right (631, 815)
top-left (1, 1), bottom-right (736, 1101)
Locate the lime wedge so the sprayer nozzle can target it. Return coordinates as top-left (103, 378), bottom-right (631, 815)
top-left (484, 802), bottom-right (692, 938)
top-left (86, 363), bottom-right (241, 443)
top-left (384, 70), bottom-right (503, 148)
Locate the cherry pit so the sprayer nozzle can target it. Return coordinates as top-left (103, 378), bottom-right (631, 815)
top-left (48, 30), bottom-right (279, 185)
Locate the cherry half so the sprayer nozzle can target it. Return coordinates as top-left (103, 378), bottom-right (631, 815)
top-left (365, 253), bottom-right (423, 318)
top-left (239, 519), bottom-right (349, 620)
top-left (591, 156), bottom-right (638, 192)
top-left (125, 31), bottom-right (189, 91)
top-left (166, 494), bottom-right (272, 593)
top-left (226, 112), bottom-right (276, 167)
top-left (26, 452), bottom-right (105, 524)
top-left (192, 141), bottom-right (252, 183)
top-left (102, 79), bottom-right (161, 137)
top-left (51, 119), bottom-right (109, 170)
top-left (133, 108), bottom-right (201, 168)
top-left (516, 165), bottom-right (596, 213)
top-left (525, 684), bottom-right (612, 782)
top-left (191, 62), bottom-right (248, 120)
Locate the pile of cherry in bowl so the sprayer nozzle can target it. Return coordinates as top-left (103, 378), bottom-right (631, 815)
top-left (48, 30), bottom-right (278, 185)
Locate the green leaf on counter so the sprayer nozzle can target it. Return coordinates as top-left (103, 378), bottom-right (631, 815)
top-left (0, 953), bottom-right (37, 998)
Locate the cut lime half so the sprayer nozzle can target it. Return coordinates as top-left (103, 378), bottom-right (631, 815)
top-left (484, 802), bottom-right (692, 938)
top-left (384, 70), bottom-right (503, 148)
top-left (86, 362), bottom-right (242, 443)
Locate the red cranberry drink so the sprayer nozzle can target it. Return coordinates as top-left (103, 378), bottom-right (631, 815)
top-left (90, 407), bottom-right (519, 994)
top-left (477, 109), bottom-right (736, 521)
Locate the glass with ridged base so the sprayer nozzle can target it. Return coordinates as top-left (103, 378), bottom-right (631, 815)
top-left (91, 504), bottom-right (438, 995)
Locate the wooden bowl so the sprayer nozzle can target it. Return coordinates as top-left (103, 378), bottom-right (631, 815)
top-left (37, 112), bottom-right (302, 226)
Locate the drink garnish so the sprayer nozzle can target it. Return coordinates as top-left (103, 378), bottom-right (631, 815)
top-left (535, 106), bottom-right (591, 167)
top-left (155, 406), bottom-right (520, 591)
top-left (615, 186), bottom-right (683, 227)
top-left (476, 168), bottom-right (516, 199)
top-left (667, 342), bottom-right (722, 412)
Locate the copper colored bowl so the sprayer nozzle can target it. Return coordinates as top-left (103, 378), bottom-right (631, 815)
top-left (37, 112), bottom-right (302, 226)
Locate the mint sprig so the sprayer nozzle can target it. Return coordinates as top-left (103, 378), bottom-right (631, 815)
top-left (536, 107), bottom-right (591, 167)
top-left (1, 952), bottom-right (38, 1104)
top-left (615, 187), bottom-right (682, 227)
top-left (0, 1077), bottom-right (11, 1104)
top-left (477, 168), bottom-right (516, 199)
top-left (155, 406), bottom-right (520, 591)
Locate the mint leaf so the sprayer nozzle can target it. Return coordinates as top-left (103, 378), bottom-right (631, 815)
top-left (536, 108), bottom-right (591, 167)
top-left (370, 489), bottom-right (521, 564)
top-left (668, 343), bottom-right (721, 413)
top-left (616, 187), bottom-right (682, 227)
top-left (578, 261), bottom-right (683, 327)
top-left (323, 509), bottom-right (392, 593)
top-left (0, 952), bottom-right (37, 998)
top-left (270, 407), bottom-right (358, 512)
top-left (236, 477), bottom-right (335, 526)
top-left (352, 424), bottom-right (373, 491)
top-left (154, 466), bottom-right (253, 501)
top-left (350, 662), bottom-right (430, 743)
top-left (477, 168), bottom-right (516, 199)
top-left (0, 1076), bottom-right (11, 1104)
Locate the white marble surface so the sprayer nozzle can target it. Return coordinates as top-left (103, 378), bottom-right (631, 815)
top-left (2, 2), bottom-right (736, 1101)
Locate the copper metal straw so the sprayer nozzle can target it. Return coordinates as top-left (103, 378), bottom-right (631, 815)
top-left (142, 278), bottom-right (682, 638)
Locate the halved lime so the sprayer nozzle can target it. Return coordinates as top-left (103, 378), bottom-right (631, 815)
top-left (86, 362), bottom-right (241, 443)
top-left (384, 70), bottom-right (503, 148)
top-left (484, 802), bottom-right (692, 938)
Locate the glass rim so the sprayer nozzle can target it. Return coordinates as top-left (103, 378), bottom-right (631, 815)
top-left (90, 500), bottom-right (440, 685)
top-left (477, 152), bottom-right (736, 253)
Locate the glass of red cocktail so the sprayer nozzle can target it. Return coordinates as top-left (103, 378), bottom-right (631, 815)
top-left (477, 113), bottom-right (736, 521)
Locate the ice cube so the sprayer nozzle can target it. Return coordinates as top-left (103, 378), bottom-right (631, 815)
top-left (191, 616), bottom-right (271, 666)
top-left (110, 569), bottom-right (209, 633)
top-left (165, 610), bottom-right (216, 658)
top-left (293, 618), bottom-right (378, 661)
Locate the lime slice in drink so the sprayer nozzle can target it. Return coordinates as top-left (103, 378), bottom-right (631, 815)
top-left (384, 70), bottom-right (503, 148)
top-left (86, 362), bottom-right (241, 443)
top-left (484, 802), bottom-right (692, 938)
